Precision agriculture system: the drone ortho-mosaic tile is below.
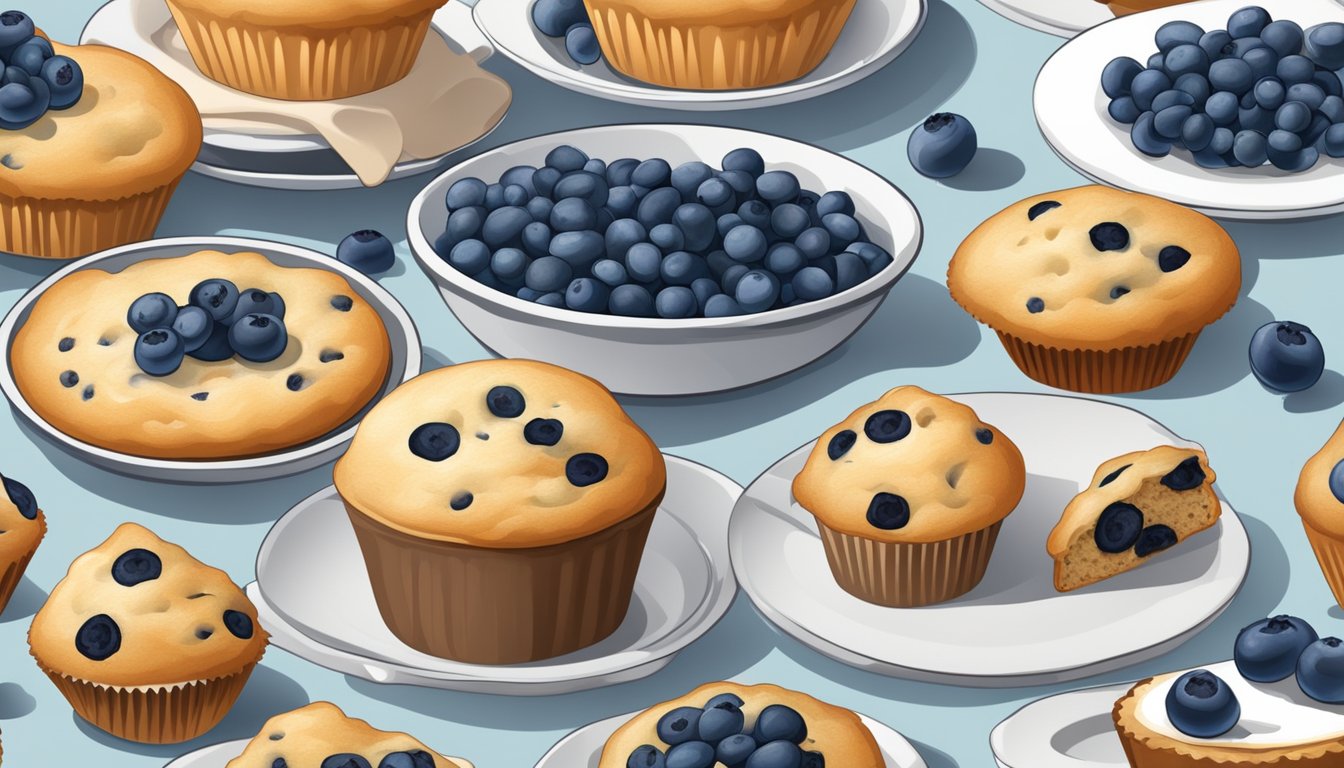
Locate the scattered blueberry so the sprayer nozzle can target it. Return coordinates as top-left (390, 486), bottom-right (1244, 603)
top-left (1134, 524), bottom-right (1178, 557)
top-left (566, 452), bottom-right (608, 486)
top-left (337, 230), bottom-right (395, 274)
top-left (1298, 637), bottom-right (1344, 703)
top-left (76, 613), bottom-right (121, 661)
top-left (1234, 615), bottom-right (1319, 682)
top-left (907, 112), bottom-right (977, 178)
top-left (1095, 502), bottom-right (1144, 553)
top-left (1249, 321), bottom-right (1325, 392)
top-left (1165, 669), bottom-right (1240, 738)
top-left (1161, 456), bottom-right (1206, 491)
top-left (1089, 222), bottom-right (1130, 252)
top-left (827, 429), bottom-right (857, 460)
top-left (2, 475), bottom-right (37, 519)
top-left (134, 329), bottom-right (185, 377)
top-left (409, 422), bottom-right (460, 461)
top-left (523, 417), bottom-right (563, 446)
top-left (223, 609), bottom-right (254, 639)
top-left (1098, 465), bottom-right (1130, 487)
top-left (111, 548), bottom-right (162, 587)
top-left (864, 409), bottom-right (911, 443)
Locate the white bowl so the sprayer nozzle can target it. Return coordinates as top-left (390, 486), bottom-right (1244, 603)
top-left (0, 237), bottom-right (420, 484)
top-left (407, 124), bottom-right (922, 396)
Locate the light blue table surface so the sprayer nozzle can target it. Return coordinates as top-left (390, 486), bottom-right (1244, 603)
top-left (4, 1), bottom-right (1343, 766)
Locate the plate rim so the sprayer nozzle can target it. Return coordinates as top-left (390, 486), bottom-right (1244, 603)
top-left (0, 235), bottom-right (421, 482)
top-left (249, 454), bottom-right (743, 690)
top-left (470, 0), bottom-right (929, 111)
top-left (972, 0), bottom-right (1112, 38)
top-left (988, 681), bottom-right (1135, 768)
top-left (728, 390), bottom-right (1252, 685)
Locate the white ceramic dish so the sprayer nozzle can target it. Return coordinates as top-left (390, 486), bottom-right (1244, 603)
top-left (535, 710), bottom-right (927, 768)
top-left (730, 392), bottom-right (1251, 687)
top-left (407, 124), bottom-right (922, 396)
top-left (990, 683), bottom-right (1136, 767)
top-left (0, 237), bottom-right (420, 484)
top-left (975, 0), bottom-right (1111, 38)
top-left (247, 455), bottom-right (740, 695)
top-left (1035, 0), bottom-right (1344, 220)
top-left (474, 0), bottom-right (927, 110)
top-left (80, 0), bottom-right (504, 190)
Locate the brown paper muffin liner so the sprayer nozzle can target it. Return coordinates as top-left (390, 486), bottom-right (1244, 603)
top-left (1304, 523), bottom-right (1344, 609)
top-left (0, 515), bottom-right (44, 617)
top-left (36, 660), bottom-right (258, 744)
top-left (345, 493), bottom-right (663, 665)
top-left (0, 185), bottom-right (180, 260)
top-left (583, 0), bottom-right (857, 90)
top-left (166, 2), bottom-right (435, 100)
top-left (817, 519), bottom-right (1002, 607)
top-left (994, 331), bottom-right (1200, 394)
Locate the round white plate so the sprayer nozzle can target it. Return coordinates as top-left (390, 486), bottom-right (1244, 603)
top-left (0, 237), bottom-right (420, 484)
top-left (407, 123), bottom-right (922, 396)
top-left (472, 0), bottom-right (927, 110)
top-left (990, 683), bottom-right (1134, 767)
top-left (730, 392), bottom-right (1251, 687)
top-left (247, 455), bottom-right (740, 695)
top-left (536, 710), bottom-right (927, 768)
top-left (975, 0), bottom-right (1112, 38)
top-left (1035, 0), bottom-right (1344, 220)
top-left (80, 0), bottom-right (505, 189)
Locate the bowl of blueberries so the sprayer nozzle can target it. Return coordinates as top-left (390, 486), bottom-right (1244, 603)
top-left (406, 124), bottom-right (922, 396)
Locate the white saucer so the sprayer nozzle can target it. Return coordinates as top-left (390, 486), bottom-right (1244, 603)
top-left (248, 455), bottom-right (740, 695)
top-left (989, 683), bottom-right (1135, 767)
top-left (535, 710), bottom-right (927, 768)
top-left (0, 237), bottom-right (420, 484)
top-left (472, 0), bottom-right (927, 110)
top-left (975, 0), bottom-right (1112, 38)
top-left (1035, 0), bottom-right (1344, 220)
top-left (730, 392), bottom-right (1251, 687)
top-left (80, 0), bottom-right (506, 190)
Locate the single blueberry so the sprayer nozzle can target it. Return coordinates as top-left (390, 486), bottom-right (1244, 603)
top-left (135, 329), bottom-right (186, 377)
top-left (1165, 669), bottom-right (1240, 738)
top-left (792, 267), bottom-right (833, 302)
top-left (1298, 637), bottom-right (1344, 703)
top-left (697, 176), bottom-right (735, 209)
top-left (336, 230), bottom-right (395, 275)
top-left (1027, 200), bottom-right (1061, 220)
top-left (1089, 222), bottom-right (1130, 251)
top-left (189, 323), bottom-right (234, 363)
top-left (1098, 464), bottom-right (1131, 487)
top-left (671, 161), bottom-right (716, 201)
top-left (486, 386), bottom-right (526, 418)
top-left (563, 22), bottom-right (601, 64)
top-left (0, 11), bottom-right (34, 52)
top-left (815, 190), bottom-right (854, 218)
top-left (1249, 321), bottom-right (1325, 392)
top-left (530, 0), bottom-right (589, 36)
top-left (377, 752), bottom-right (435, 768)
top-left (907, 112), bottom-right (978, 178)
top-left (445, 177), bottom-right (488, 210)
top-left (1278, 55), bottom-right (1315, 86)
top-left (320, 755), bottom-right (372, 768)
top-left (1235, 615), bottom-right (1319, 682)
top-left (697, 703), bottom-right (745, 742)
top-left (867, 492), bottom-right (910, 530)
top-left (976, 428), bottom-right (993, 445)
top-left (771, 204), bottom-right (811, 239)
top-left (756, 170), bottom-right (801, 205)
top-left (59, 370), bottom-right (78, 388)
top-left (765, 242), bottom-right (805, 277)
top-left (41, 55), bottom-right (82, 110)
top-left (650, 223), bottom-right (684, 252)
top-left (606, 158), bottom-right (638, 186)
top-left (704, 294), bottom-right (743, 317)
top-left (490, 247), bottom-right (530, 283)
top-left (1305, 22), bottom-right (1344, 70)
top-left (716, 735), bottom-right (756, 768)
top-left (566, 453), bottom-right (609, 487)
top-left (1227, 6), bottom-right (1270, 38)
top-left (833, 252), bottom-right (866, 293)
top-left (690, 277), bottom-right (720, 312)
top-left (1164, 45), bottom-right (1209, 79)
top-left (229, 289), bottom-right (285, 326)
top-left (523, 418), bottom-right (564, 446)
top-left (734, 270), bottom-right (780, 313)
top-left (286, 373), bottom-right (304, 392)
top-left (656, 707), bottom-right (703, 746)
top-left (820, 213), bottom-right (860, 250)
top-left (10, 38), bottom-right (51, 76)
top-left (656, 286), bottom-right (697, 318)
top-left (864, 409), bottom-right (911, 443)
top-left (170, 306), bottom-right (213, 354)
top-left (673, 203), bottom-right (716, 251)
top-left (718, 170), bottom-right (757, 202)
top-left (112, 549), bottom-right (162, 587)
top-left (627, 746), bottom-right (667, 768)
top-left (1161, 456), bottom-right (1206, 491)
top-left (409, 423), bottom-right (461, 461)
top-left (722, 147), bottom-right (765, 177)
top-left (554, 171), bottom-right (609, 208)
top-left (1095, 502), bottom-right (1144, 553)
top-left (660, 251), bottom-right (709, 286)
top-left (229, 314), bottom-right (288, 363)
top-left (549, 230), bottom-right (604, 269)
top-left (451, 492), bottom-right (473, 511)
top-left (609, 283), bottom-right (656, 317)
top-left (186, 278), bottom-right (237, 324)
top-left (638, 187), bottom-right (682, 229)
top-left (525, 256), bottom-right (573, 293)
top-left (745, 742), bottom-right (802, 768)
top-left (57, 336), bottom-right (74, 352)
top-left (1209, 57), bottom-right (1254, 94)
top-left (632, 158), bottom-right (672, 188)
top-left (550, 197), bottom-right (597, 233)
top-left (76, 614), bottom-right (121, 661)
top-left (545, 145), bottom-right (589, 174)
top-left (1155, 20), bottom-right (1204, 53)
top-left (1135, 524), bottom-right (1178, 557)
top-left (724, 225), bottom-right (768, 263)
top-left (223, 609), bottom-right (254, 639)
top-left (2, 475), bottom-right (37, 519)
top-left (565, 277), bottom-right (610, 313)
top-left (1331, 459), bottom-right (1344, 504)
top-left (666, 742), bottom-right (715, 768)
top-left (127, 292), bottom-right (178, 334)
top-left (482, 206), bottom-right (533, 249)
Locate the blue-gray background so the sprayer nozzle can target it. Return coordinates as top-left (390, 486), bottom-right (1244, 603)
top-left (3, 1), bottom-right (1341, 765)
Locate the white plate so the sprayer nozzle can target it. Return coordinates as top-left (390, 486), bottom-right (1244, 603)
top-left (248, 455), bottom-right (740, 695)
top-left (407, 124), bottom-right (922, 396)
top-left (0, 237), bottom-right (420, 484)
top-left (473, 0), bottom-right (927, 110)
top-left (80, 0), bottom-right (504, 190)
top-left (975, 0), bottom-right (1112, 38)
top-left (1035, 0), bottom-right (1344, 220)
top-left (990, 683), bottom-right (1134, 767)
top-left (730, 392), bottom-right (1251, 687)
top-left (535, 711), bottom-right (927, 768)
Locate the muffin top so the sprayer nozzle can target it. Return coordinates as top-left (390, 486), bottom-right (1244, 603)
top-left (792, 386), bottom-right (1026, 542)
top-left (334, 359), bottom-right (666, 549)
top-left (0, 473), bottom-right (45, 564)
top-left (1296, 420), bottom-right (1344, 539)
top-left (28, 523), bottom-right (267, 688)
top-left (0, 41), bottom-right (201, 202)
top-left (948, 185), bottom-right (1241, 350)
top-left (167, 0), bottom-right (449, 27)
top-left (226, 702), bottom-right (472, 768)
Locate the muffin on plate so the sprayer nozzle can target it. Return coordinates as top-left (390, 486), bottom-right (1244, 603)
top-left (333, 358), bottom-right (666, 664)
top-left (598, 682), bottom-right (883, 768)
top-left (226, 702), bottom-right (474, 768)
top-left (165, 0), bottom-right (450, 100)
top-left (1295, 419), bottom-right (1344, 608)
top-left (1049, 446), bottom-right (1219, 592)
top-left (0, 17), bottom-right (201, 259)
top-left (28, 523), bottom-right (267, 743)
top-left (582, 0), bottom-right (857, 90)
top-left (948, 186), bottom-right (1241, 393)
top-left (0, 472), bottom-right (44, 617)
top-left (792, 385), bottom-right (1026, 607)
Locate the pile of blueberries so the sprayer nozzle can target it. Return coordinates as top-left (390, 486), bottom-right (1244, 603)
top-left (434, 145), bottom-right (894, 319)
top-left (1101, 6), bottom-right (1344, 170)
top-left (628, 695), bottom-right (823, 768)
top-left (1166, 615), bottom-right (1344, 738)
top-left (280, 752), bottom-right (435, 768)
top-left (0, 11), bottom-right (83, 130)
top-left (127, 281), bottom-right (296, 378)
top-left (530, 0), bottom-right (602, 66)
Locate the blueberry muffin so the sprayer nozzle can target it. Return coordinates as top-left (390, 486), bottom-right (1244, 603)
top-left (333, 359), bottom-right (666, 664)
top-left (0, 18), bottom-right (201, 258)
top-left (599, 682), bottom-right (883, 767)
top-left (792, 385), bottom-right (1026, 607)
top-left (28, 523), bottom-right (267, 743)
top-left (226, 702), bottom-right (473, 768)
top-left (1296, 420), bottom-right (1344, 608)
top-left (11, 249), bottom-right (391, 460)
top-left (1049, 446), bottom-right (1219, 592)
top-left (0, 473), bottom-right (44, 617)
top-left (948, 186), bottom-right (1241, 393)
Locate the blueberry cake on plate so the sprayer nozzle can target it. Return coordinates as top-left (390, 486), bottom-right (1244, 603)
top-left (1049, 445), bottom-right (1219, 592)
top-left (11, 249), bottom-right (392, 460)
top-left (598, 682), bottom-right (883, 768)
top-left (0, 472), bottom-right (44, 616)
top-left (334, 358), bottom-right (666, 664)
top-left (226, 701), bottom-right (473, 768)
top-left (28, 522), bottom-right (267, 743)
